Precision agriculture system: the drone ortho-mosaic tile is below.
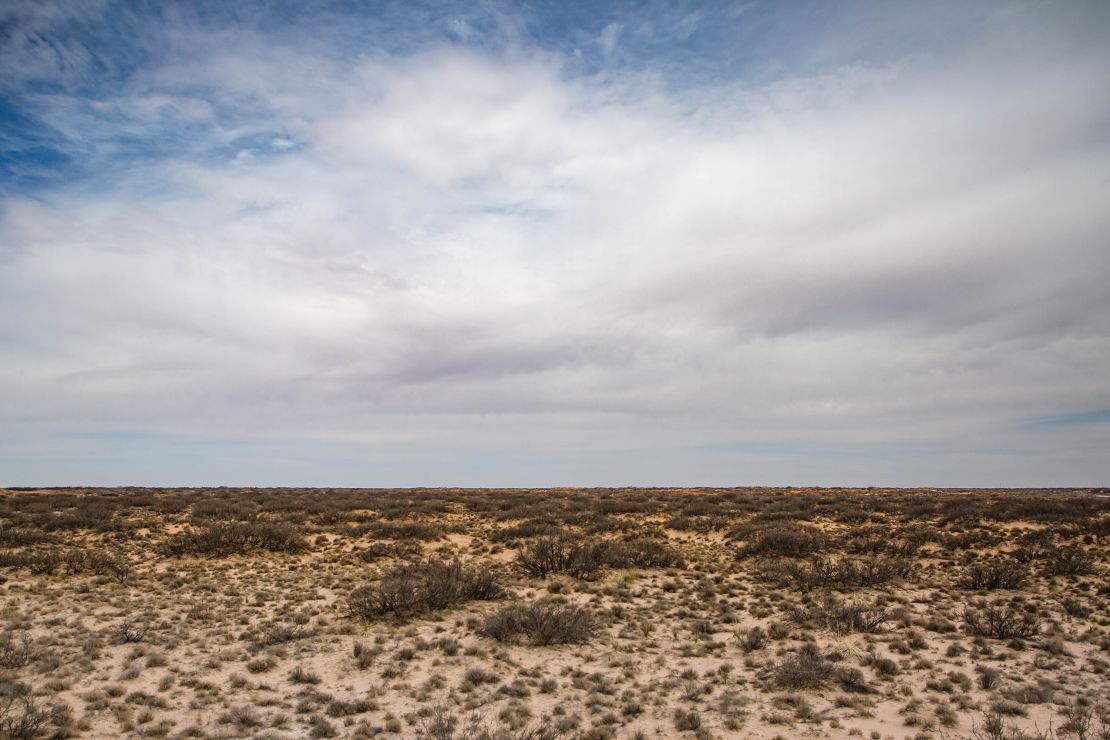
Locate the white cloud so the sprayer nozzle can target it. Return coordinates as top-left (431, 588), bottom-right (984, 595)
top-left (2, 6), bottom-right (1110, 485)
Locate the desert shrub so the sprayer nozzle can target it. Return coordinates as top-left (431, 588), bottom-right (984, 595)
top-left (736, 526), bottom-right (823, 558)
top-left (356, 542), bottom-right (420, 562)
top-left (0, 695), bottom-right (51, 740)
top-left (363, 521), bottom-right (443, 541)
top-left (0, 634), bottom-right (37, 669)
top-left (0, 528), bottom-right (55, 548)
top-left (774, 645), bottom-right (837, 689)
top-left (490, 520), bottom-right (560, 542)
top-left (774, 645), bottom-right (870, 692)
top-left (673, 709), bottom-right (702, 731)
top-left (251, 624), bottom-right (314, 651)
top-left (960, 559), bottom-right (1028, 590)
top-left (787, 594), bottom-right (891, 634)
top-left (844, 527), bottom-right (927, 557)
top-left (161, 522), bottom-right (306, 557)
top-left (0, 550), bottom-right (64, 576)
top-left (190, 499), bottom-right (258, 522)
top-left (289, 665), bottom-right (320, 684)
top-left (62, 550), bottom-right (130, 580)
top-left (963, 602), bottom-right (1041, 640)
top-left (605, 538), bottom-right (684, 569)
top-left (740, 626), bottom-right (767, 652)
top-left (0, 548), bottom-right (128, 579)
top-left (1040, 546), bottom-right (1096, 577)
top-left (939, 531), bottom-right (996, 551)
top-left (481, 600), bottom-right (595, 645)
top-left (761, 556), bottom-right (913, 591)
top-left (348, 559), bottom-right (505, 620)
top-left (516, 537), bottom-right (609, 580)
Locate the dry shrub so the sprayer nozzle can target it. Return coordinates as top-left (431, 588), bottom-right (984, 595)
top-left (516, 537), bottom-right (608, 580)
top-left (161, 522), bottom-right (306, 557)
top-left (0, 634), bottom-right (37, 669)
top-left (962, 602), bottom-right (1041, 640)
top-left (481, 600), bottom-right (595, 645)
top-left (605, 538), bottom-right (684, 569)
top-left (959, 559), bottom-right (1028, 590)
top-left (736, 526), bottom-right (823, 558)
top-left (774, 644), bottom-right (871, 692)
top-left (773, 645), bottom-right (837, 689)
top-left (348, 559), bottom-right (504, 620)
top-left (762, 556), bottom-right (913, 591)
top-left (1039, 546), bottom-right (1096, 577)
top-left (0, 548), bottom-right (127, 579)
top-left (786, 594), bottom-right (891, 634)
top-left (0, 528), bottom-right (55, 547)
top-left (490, 520), bottom-right (561, 542)
top-left (363, 521), bottom-right (443, 541)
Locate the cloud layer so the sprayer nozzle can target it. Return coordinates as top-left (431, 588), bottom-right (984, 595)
top-left (2, 1), bottom-right (1109, 485)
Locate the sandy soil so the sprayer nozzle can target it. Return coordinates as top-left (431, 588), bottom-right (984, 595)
top-left (1, 486), bottom-right (1108, 739)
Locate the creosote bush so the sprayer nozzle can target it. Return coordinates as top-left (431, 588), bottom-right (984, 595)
top-left (481, 600), bottom-right (595, 645)
top-left (348, 559), bottom-right (505, 620)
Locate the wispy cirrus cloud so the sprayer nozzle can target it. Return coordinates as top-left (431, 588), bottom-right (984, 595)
top-left (1, 1), bottom-right (1109, 486)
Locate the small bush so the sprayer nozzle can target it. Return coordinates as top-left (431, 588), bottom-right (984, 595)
top-left (490, 520), bottom-right (561, 542)
top-left (787, 595), bottom-right (891, 634)
top-left (0, 528), bottom-right (55, 548)
top-left (161, 522), bottom-right (306, 557)
top-left (963, 602), bottom-right (1040, 640)
top-left (774, 645), bottom-right (837, 689)
top-left (363, 521), bottom-right (442, 541)
top-left (959, 559), bottom-right (1027, 590)
top-left (1040, 546), bottom-right (1096, 577)
top-left (673, 709), bottom-right (702, 731)
top-left (289, 665), bottom-right (321, 684)
top-left (737, 527), bottom-right (823, 558)
top-left (762, 556), bottom-right (912, 591)
top-left (348, 559), bottom-right (505, 620)
top-left (0, 634), bottom-right (37, 669)
top-left (605, 538), bottom-right (684, 569)
top-left (516, 537), bottom-right (608, 580)
top-left (481, 600), bottom-right (595, 645)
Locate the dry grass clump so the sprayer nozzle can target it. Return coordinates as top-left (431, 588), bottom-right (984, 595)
top-left (348, 559), bottom-right (505, 620)
top-left (481, 600), bottom-right (596, 645)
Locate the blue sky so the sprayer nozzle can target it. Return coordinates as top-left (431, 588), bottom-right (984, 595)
top-left (2, 0), bottom-right (1109, 486)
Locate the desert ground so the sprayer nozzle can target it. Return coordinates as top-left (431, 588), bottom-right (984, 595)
top-left (1, 487), bottom-right (1108, 740)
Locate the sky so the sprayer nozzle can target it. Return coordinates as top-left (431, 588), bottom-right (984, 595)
top-left (1, 0), bottom-right (1109, 487)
